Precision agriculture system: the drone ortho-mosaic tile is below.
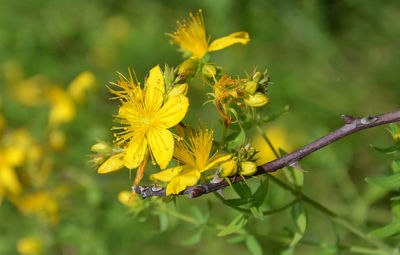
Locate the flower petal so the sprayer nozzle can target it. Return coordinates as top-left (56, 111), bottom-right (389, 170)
top-left (150, 166), bottom-right (183, 183)
top-left (0, 165), bottom-right (22, 195)
top-left (204, 153), bottom-right (232, 172)
top-left (208, 32), bottom-right (250, 52)
top-left (145, 65), bottom-right (165, 112)
top-left (166, 168), bottom-right (201, 195)
top-left (147, 128), bottom-right (174, 169)
top-left (123, 133), bottom-right (147, 169)
top-left (157, 95), bottom-right (189, 128)
top-left (98, 152), bottom-right (125, 174)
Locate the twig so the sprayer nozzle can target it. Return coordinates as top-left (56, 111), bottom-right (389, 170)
top-left (133, 110), bottom-right (400, 198)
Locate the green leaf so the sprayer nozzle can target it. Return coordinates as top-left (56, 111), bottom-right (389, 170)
top-left (392, 161), bottom-right (400, 174)
top-left (159, 212), bottom-right (168, 232)
top-left (222, 197), bottom-right (251, 207)
top-left (217, 214), bottom-right (248, 237)
top-left (245, 235), bottom-right (263, 255)
top-left (227, 234), bottom-right (246, 244)
top-left (392, 200), bottom-right (400, 219)
top-left (227, 127), bottom-right (246, 151)
top-left (287, 165), bottom-right (304, 188)
top-left (250, 206), bottom-right (264, 220)
top-left (252, 179), bottom-right (269, 208)
top-left (190, 206), bottom-right (204, 223)
top-left (260, 105), bottom-right (289, 124)
top-left (232, 181), bottom-right (252, 199)
top-left (290, 202), bottom-right (307, 247)
top-left (370, 145), bottom-right (400, 154)
top-left (365, 173), bottom-right (400, 189)
top-left (181, 229), bottom-right (204, 246)
top-left (369, 218), bottom-right (400, 238)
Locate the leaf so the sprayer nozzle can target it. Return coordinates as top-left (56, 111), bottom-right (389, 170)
top-left (222, 197), bottom-right (251, 207)
top-left (232, 181), bottom-right (252, 199)
top-left (181, 228), bottom-right (204, 246)
top-left (227, 234), bottom-right (246, 244)
top-left (190, 206), bottom-right (204, 223)
top-left (370, 145), bottom-right (400, 154)
top-left (260, 105), bottom-right (289, 124)
top-left (245, 235), bottom-right (263, 255)
top-left (290, 202), bottom-right (307, 247)
top-left (252, 179), bottom-right (269, 208)
top-left (369, 218), bottom-right (400, 238)
top-left (227, 127), bottom-right (246, 151)
top-left (392, 161), bottom-right (400, 174)
top-left (217, 214), bottom-right (248, 237)
top-left (392, 200), bottom-right (400, 219)
top-left (365, 173), bottom-right (400, 189)
top-left (250, 206), bottom-right (264, 220)
top-left (287, 165), bottom-right (304, 188)
top-left (159, 212), bottom-right (168, 232)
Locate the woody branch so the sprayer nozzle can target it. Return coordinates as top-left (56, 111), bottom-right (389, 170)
top-left (133, 110), bottom-right (400, 198)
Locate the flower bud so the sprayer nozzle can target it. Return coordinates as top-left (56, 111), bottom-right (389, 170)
top-left (252, 71), bottom-right (263, 83)
top-left (202, 64), bottom-right (217, 78)
top-left (239, 161), bottom-right (257, 176)
top-left (91, 141), bottom-right (112, 154)
top-left (244, 81), bottom-right (258, 94)
top-left (97, 152), bottom-right (125, 174)
top-left (178, 58), bottom-right (198, 78)
top-left (219, 158), bottom-right (238, 177)
top-left (167, 83), bottom-right (188, 98)
top-left (244, 92), bottom-right (269, 107)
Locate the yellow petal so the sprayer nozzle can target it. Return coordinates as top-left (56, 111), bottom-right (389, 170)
top-left (0, 166), bottom-right (22, 195)
top-left (98, 152), bottom-right (125, 174)
top-left (204, 153), bottom-right (232, 172)
top-left (208, 31), bottom-right (250, 52)
top-left (17, 236), bottom-right (43, 255)
top-left (157, 95), bottom-right (189, 128)
top-left (123, 133), bottom-right (147, 169)
top-left (150, 166), bottom-right (183, 183)
top-left (67, 71), bottom-right (96, 103)
top-left (46, 87), bottom-right (76, 127)
top-left (147, 128), bottom-right (174, 169)
top-left (145, 65), bottom-right (165, 112)
top-left (166, 169), bottom-right (200, 195)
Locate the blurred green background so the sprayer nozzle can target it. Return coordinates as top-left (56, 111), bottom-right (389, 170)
top-left (1, 0), bottom-right (400, 254)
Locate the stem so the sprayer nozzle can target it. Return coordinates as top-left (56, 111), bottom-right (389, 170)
top-left (269, 174), bottom-right (393, 254)
top-left (255, 124), bottom-right (279, 158)
top-left (220, 119), bottom-right (229, 148)
top-left (130, 151), bottom-right (150, 201)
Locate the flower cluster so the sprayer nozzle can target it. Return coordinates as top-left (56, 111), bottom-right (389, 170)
top-left (94, 10), bottom-right (272, 201)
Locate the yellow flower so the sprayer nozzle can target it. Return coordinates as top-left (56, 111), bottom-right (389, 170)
top-left (97, 152), bottom-right (125, 174)
top-left (17, 236), bottom-right (42, 255)
top-left (67, 71), bottom-right (96, 103)
top-left (167, 9), bottom-right (250, 59)
top-left (111, 65), bottom-right (189, 169)
top-left (45, 86), bottom-right (76, 128)
top-left (150, 127), bottom-right (231, 195)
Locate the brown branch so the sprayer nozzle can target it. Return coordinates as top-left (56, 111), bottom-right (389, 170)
top-left (133, 110), bottom-right (400, 199)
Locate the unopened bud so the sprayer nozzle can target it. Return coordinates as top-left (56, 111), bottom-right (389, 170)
top-left (178, 58), bottom-right (198, 78)
top-left (167, 83), bottom-right (188, 98)
top-left (245, 81), bottom-right (258, 94)
top-left (91, 141), bottom-right (112, 154)
top-left (97, 152), bottom-right (125, 174)
top-left (91, 155), bottom-right (106, 166)
top-left (202, 64), bottom-right (217, 78)
top-left (239, 161), bottom-right (257, 176)
top-left (219, 158), bottom-right (238, 177)
top-left (252, 71), bottom-right (263, 83)
top-left (244, 92), bottom-right (269, 107)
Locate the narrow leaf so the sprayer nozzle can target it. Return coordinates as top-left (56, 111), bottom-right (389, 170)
top-left (370, 145), bottom-right (400, 154)
top-left (232, 181), bottom-right (252, 199)
top-left (245, 235), bottom-right (263, 255)
top-left (181, 229), bottom-right (204, 246)
top-left (365, 173), bottom-right (400, 189)
top-left (227, 127), bottom-right (246, 151)
top-left (217, 214), bottom-right (248, 237)
top-left (252, 179), bottom-right (269, 208)
top-left (369, 218), bottom-right (400, 238)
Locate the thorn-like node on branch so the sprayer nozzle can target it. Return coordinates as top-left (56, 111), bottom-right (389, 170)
top-left (361, 115), bottom-right (378, 125)
top-left (341, 115), bottom-right (355, 124)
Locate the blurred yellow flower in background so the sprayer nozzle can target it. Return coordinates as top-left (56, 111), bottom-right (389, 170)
top-left (251, 125), bottom-right (292, 165)
top-left (17, 236), bottom-right (43, 255)
top-left (150, 126), bottom-right (231, 195)
top-left (111, 65), bottom-right (189, 170)
top-left (67, 71), bottom-right (96, 103)
top-left (167, 9), bottom-right (250, 59)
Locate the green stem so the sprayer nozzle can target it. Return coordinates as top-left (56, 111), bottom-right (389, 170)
top-left (157, 205), bottom-right (198, 225)
top-left (220, 119), bottom-right (229, 148)
top-left (269, 175), bottom-right (393, 254)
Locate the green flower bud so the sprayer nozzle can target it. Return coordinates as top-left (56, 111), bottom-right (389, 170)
top-left (202, 64), bottom-right (217, 78)
top-left (252, 71), bottom-right (263, 83)
top-left (239, 161), bottom-right (257, 176)
top-left (178, 58), bottom-right (198, 78)
top-left (244, 92), bottom-right (269, 107)
top-left (219, 158), bottom-right (238, 177)
top-left (245, 81), bottom-right (258, 94)
top-left (91, 141), bottom-right (112, 154)
top-left (167, 83), bottom-right (188, 98)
